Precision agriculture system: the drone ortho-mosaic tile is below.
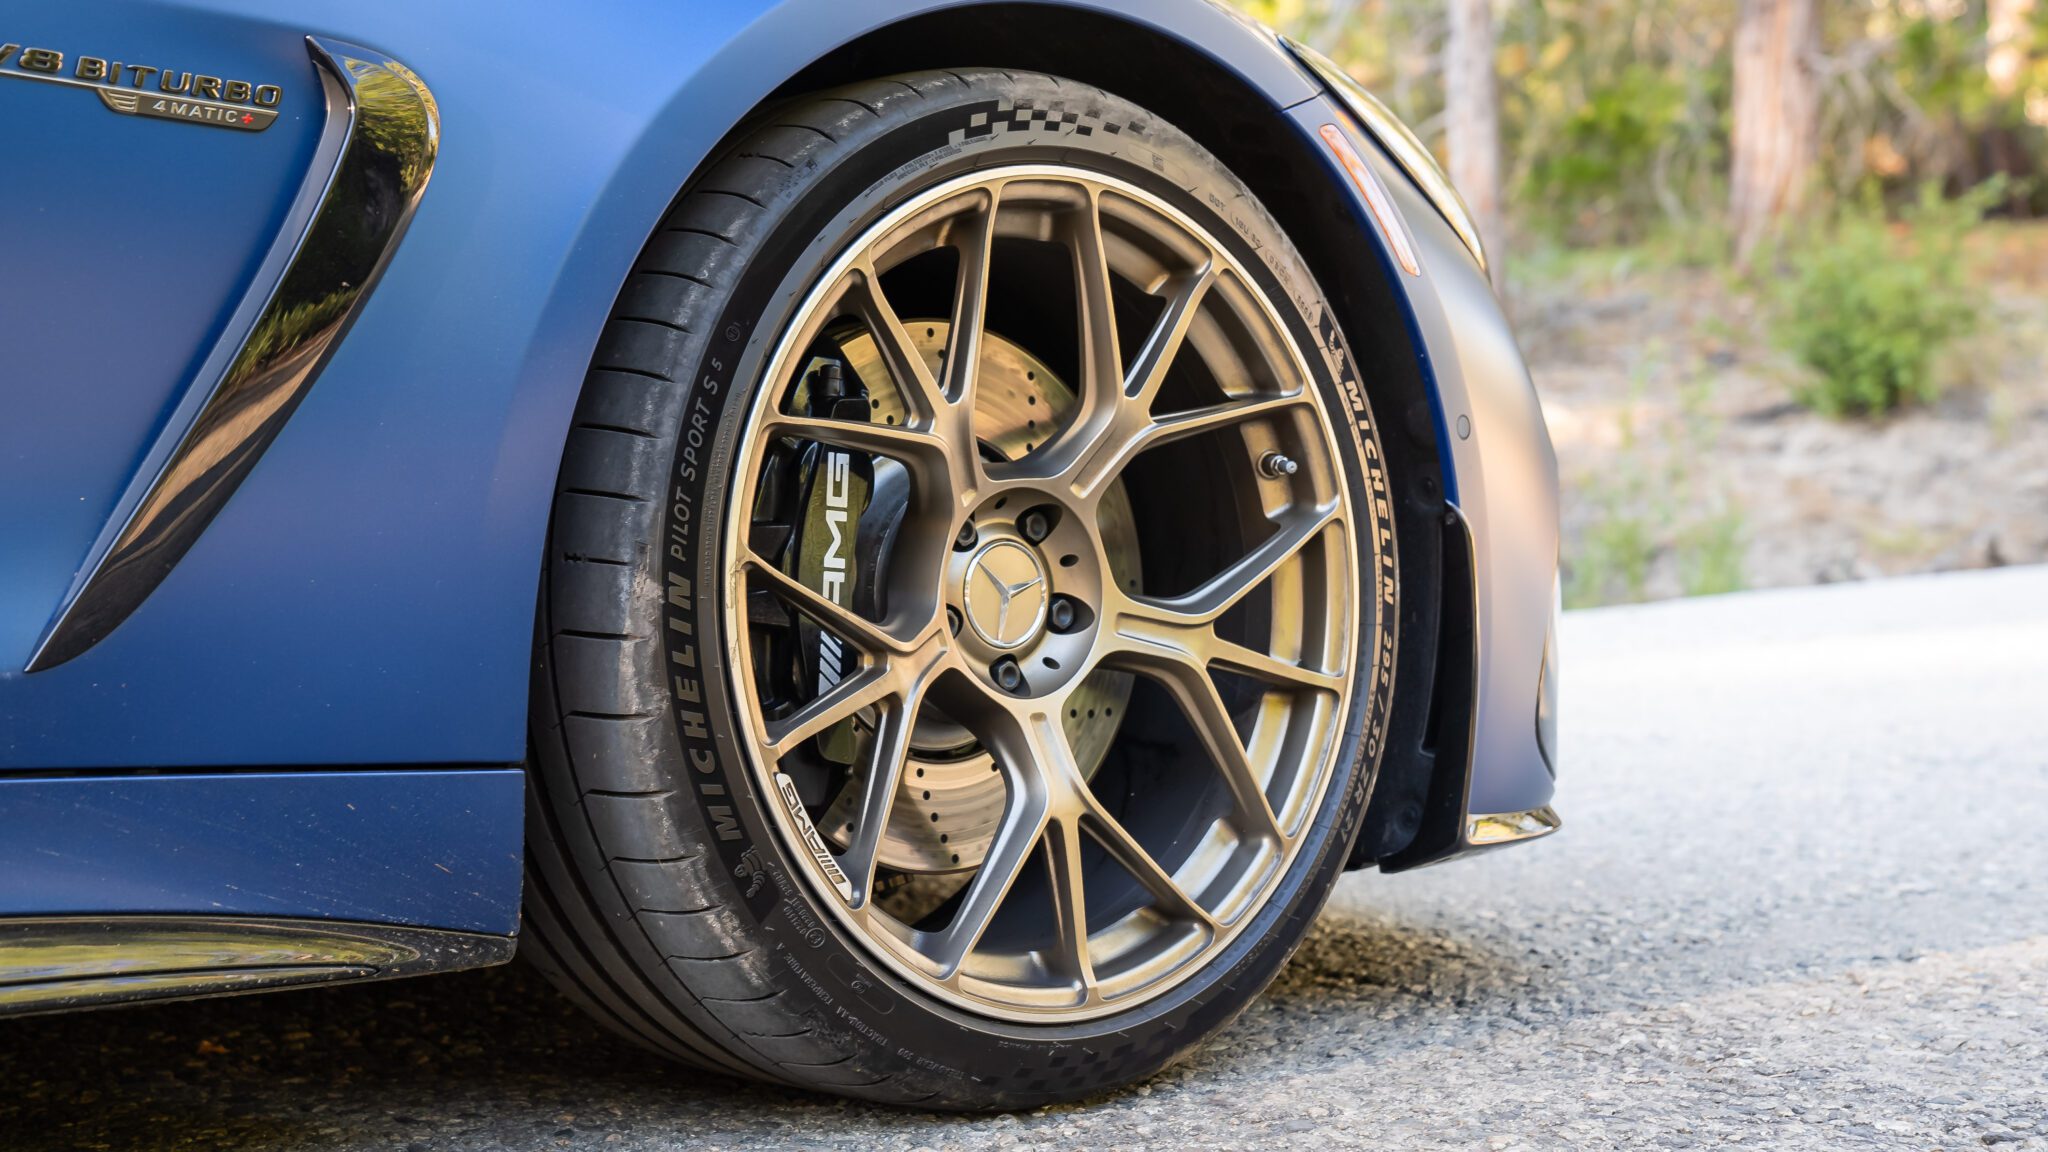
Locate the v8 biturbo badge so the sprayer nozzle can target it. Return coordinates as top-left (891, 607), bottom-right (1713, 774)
top-left (0, 41), bottom-right (280, 131)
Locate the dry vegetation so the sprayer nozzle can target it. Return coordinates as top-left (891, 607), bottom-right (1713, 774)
top-left (1521, 223), bottom-right (2048, 606)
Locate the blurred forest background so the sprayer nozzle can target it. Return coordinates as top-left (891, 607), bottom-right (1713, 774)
top-left (1236, 0), bottom-right (2048, 606)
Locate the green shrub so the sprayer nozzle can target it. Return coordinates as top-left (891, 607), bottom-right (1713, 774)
top-left (1773, 184), bottom-right (1993, 417)
top-left (1521, 63), bottom-right (1689, 245)
top-left (1677, 509), bottom-right (1746, 598)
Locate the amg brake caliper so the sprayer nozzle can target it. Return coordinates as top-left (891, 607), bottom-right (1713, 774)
top-left (790, 360), bottom-right (870, 765)
top-left (748, 352), bottom-right (914, 803)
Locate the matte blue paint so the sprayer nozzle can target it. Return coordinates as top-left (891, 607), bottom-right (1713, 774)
top-left (0, 5), bottom-right (327, 667)
top-left (0, 770), bottom-right (523, 934)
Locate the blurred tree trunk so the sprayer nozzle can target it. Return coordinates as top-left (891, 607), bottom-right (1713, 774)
top-left (1306, 0), bottom-right (1365, 53)
top-left (1988, 0), bottom-right (2037, 214)
top-left (1989, 0), bottom-right (2036, 97)
top-left (1446, 0), bottom-right (1507, 290)
top-left (1729, 0), bottom-right (1820, 265)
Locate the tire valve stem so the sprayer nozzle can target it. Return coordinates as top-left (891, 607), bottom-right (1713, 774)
top-left (807, 359), bottom-right (861, 418)
top-left (992, 657), bottom-right (1025, 693)
top-left (1257, 451), bottom-right (1299, 480)
top-left (817, 360), bottom-right (847, 402)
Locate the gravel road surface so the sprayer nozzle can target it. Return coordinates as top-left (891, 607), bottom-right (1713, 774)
top-left (6, 567), bottom-right (2046, 1150)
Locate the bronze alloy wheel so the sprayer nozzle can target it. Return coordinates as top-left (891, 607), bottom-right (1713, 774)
top-left (524, 69), bottom-right (1399, 1107)
top-left (724, 167), bottom-right (1359, 1022)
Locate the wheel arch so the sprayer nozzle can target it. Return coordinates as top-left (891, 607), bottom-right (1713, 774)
top-left (521, 55), bottom-right (1453, 1103)
top-left (532, 0), bottom-right (1456, 865)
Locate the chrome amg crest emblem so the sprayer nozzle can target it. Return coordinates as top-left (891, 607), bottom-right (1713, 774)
top-left (0, 41), bottom-right (281, 132)
top-left (964, 540), bottom-right (1049, 650)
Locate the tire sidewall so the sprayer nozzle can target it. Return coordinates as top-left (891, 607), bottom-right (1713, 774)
top-left (655, 74), bottom-right (1398, 1104)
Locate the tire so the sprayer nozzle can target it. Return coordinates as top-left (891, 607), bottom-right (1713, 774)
top-left (524, 69), bottom-right (1400, 1109)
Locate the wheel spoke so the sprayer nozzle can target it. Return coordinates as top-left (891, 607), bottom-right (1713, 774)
top-left (1041, 814), bottom-right (1096, 995)
top-left (1071, 391), bottom-right (1314, 501)
top-left (927, 770), bottom-right (1050, 979)
top-left (917, 197), bottom-right (996, 499)
top-left (1053, 267), bottom-right (1224, 497)
top-left (741, 549), bottom-right (914, 656)
top-left (1123, 265), bottom-right (1216, 413)
top-left (762, 409), bottom-right (975, 536)
top-left (1099, 612), bottom-right (1283, 846)
top-left (844, 263), bottom-right (945, 419)
top-left (1146, 500), bottom-right (1341, 625)
top-left (1112, 600), bottom-right (1342, 697)
top-left (761, 664), bottom-right (893, 759)
top-left (1206, 634), bottom-right (1345, 695)
top-left (837, 664), bottom-right (935, 907)
top-left (1157, 667), bottom-right (1282, 845)
top-left (1078, 800), bottom-right (1219, 928)
top-left (923, 704), bottom-right (1080, 979)
top-left (941, 189), bottom-right (999, 406)
top-left (845, 254), bottom-right (982, 508)
top-left (760, 412), bottom-right (947, 466)
top-left (1070, 190), bottom-right (1123, 407)
top-left (1044, 255), bottom-right (1309, 501)
top-left (1138, 391), bottom-right (1313, 455)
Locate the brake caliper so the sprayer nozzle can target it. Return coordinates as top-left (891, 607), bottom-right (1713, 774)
top-left (790, 360), bottom-right (871, 765)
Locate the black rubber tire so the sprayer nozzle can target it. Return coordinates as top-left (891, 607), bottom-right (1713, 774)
top-left (523, 69), bottom-right (1400, 1109)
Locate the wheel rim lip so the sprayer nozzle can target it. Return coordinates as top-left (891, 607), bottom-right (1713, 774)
top-left (719, 164), bottom-right (1366, 1023)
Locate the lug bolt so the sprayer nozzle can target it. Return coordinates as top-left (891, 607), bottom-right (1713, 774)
top-left (955, 522), bottom-right (979, 551)
top-left (1048, 597), bottom-right (1078, 633)
top-left (947, 605), bottom-right (963, 636)
top-left (1258, 451), bottom-right (1300, 480)
top-left (992, 657), bottom-right (1025, 693)
top-left (1019, 509), bottom-right (1052, 544)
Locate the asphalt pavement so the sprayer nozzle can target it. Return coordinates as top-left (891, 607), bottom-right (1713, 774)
top-left (5, 567), bottom-right (2046, 1150)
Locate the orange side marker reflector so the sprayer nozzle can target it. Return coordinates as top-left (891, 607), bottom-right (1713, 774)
top-left (1319, 123), bottom-right (1421, 277)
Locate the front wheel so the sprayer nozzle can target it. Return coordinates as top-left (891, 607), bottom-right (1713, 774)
top-left (524, 69), bottom-right (1400, 1108)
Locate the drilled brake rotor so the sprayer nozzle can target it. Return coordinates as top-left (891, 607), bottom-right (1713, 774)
top-left (817, 322), bottom-right (1139, 875)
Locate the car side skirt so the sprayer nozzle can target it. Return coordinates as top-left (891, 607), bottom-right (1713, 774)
top-left (0, 916), bottom-right (513, 1018)
top-left (0, 768), bottom-right (524, 935)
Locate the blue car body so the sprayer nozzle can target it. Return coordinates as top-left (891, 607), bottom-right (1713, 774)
top-left (0, 0), bottom-right (1557, 1005)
